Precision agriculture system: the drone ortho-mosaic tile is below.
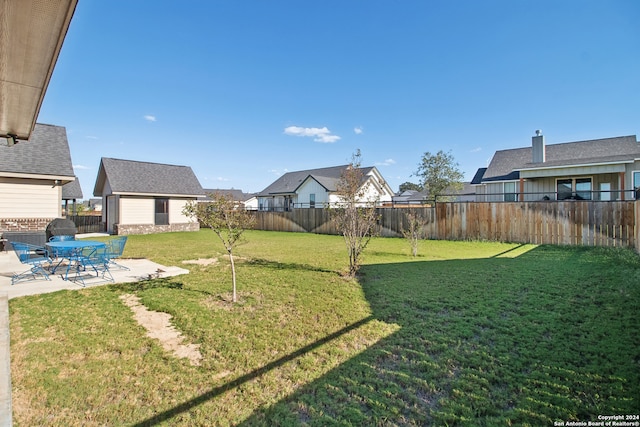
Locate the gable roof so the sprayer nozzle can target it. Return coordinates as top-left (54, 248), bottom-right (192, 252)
top-left (258, 165), bottom-right (376, 196)
top-left (481, 135), bottom-right (640, 182)
top-left (202, 188), bottom-right (255, 202)
top-left (93, 157), bottom-right (204, 197)
top-left (0, 123), bottom-right (75, 179)
top-left (62, 177), bottom-right (83, 200)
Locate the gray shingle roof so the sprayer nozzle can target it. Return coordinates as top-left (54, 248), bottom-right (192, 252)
top-left (62, 177), bottom-right (83, 200)
top-left (0, 123), bottom-right (75, 177)
top-left (202, 189), bottom-right (255, 201)
top-left (258, 165), bottom-right (375, 196)
top-left (483, 135), bottom-right (640, 181)
top-left (94, 157), bottom-right (204, 197)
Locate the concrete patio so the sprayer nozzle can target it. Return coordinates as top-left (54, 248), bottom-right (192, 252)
top-left (0, 235), bottom-right (189, 300)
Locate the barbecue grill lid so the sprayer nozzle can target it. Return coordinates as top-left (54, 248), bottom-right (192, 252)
top-left (46, 218), bottom-right (77, 237)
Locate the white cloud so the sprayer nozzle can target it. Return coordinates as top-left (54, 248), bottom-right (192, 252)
top-left (144, 115), bottom-right (157, 122)
top-left (284, 126), bottom-right (341, 143)
top-left (470, 147), bottom-right (481, 153)
top-left (85, 135), bottom-right (98, 140)
top-left (375, 158), bottom-right (396, 166)
top-left (73, 164), bottom-right (90, 170)
top-left (354, 127), bottom-right (363, 135)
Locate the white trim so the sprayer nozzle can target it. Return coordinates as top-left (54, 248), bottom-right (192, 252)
top-left (0, 172), bottom-right (74, 181)
top-left (517, 159), bottom-right (634, 172)
top-left (112, 192), bottom-right (204, 198)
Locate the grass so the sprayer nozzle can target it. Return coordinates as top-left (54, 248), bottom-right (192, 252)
top-left (8, 230), bottom-right (640, 426)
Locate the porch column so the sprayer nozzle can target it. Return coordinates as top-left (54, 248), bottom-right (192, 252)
top-left (519, 178), bottom-right (525, 202)
top-left (619, 172), bottom-right (625, 201)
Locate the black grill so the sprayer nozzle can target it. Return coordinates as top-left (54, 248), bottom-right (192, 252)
top-left (46, 218), bottom-right (78, 241)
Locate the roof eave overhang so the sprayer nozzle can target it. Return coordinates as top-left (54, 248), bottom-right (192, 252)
top-left (0, 0), bottom-right (79, 140)
top-left (112, 192), bottom-right (205, 198)
top-left (517, 160), bottom-right (632, 179)
top-left (0, 171), bottom-right (75, 181)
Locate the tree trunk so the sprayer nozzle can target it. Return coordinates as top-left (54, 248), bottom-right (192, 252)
top-left (229, 251), bottom-right (237, 302)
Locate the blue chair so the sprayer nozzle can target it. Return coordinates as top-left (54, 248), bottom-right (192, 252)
top-left (10, 242), bottom-right (52, 285)
top-left (105, 236), bottom-right (129, 270)
top-left (66, 245), bottom-right (113, 286)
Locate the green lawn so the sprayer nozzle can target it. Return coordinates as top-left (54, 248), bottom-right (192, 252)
top-left (9, 230), bottom-right (640, 426)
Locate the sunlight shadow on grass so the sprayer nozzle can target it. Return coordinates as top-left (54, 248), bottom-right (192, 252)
top-left (490, 243), bottom-right (537, 258)
top-left (131, 316), bottom-right (378, 426)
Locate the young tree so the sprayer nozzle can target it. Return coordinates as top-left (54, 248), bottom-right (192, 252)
top-left (402, 209), bottom-right (429, 257)
top-left (331, 150), bottom-right (380, 277)
top-left (183, 192), bottom-right (256, 303)
top-left (398, 181), bottom-right (423, 193)
top-left (415, 150), bottom-right (464, 201)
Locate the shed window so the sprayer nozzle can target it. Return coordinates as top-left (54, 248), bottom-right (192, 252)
top-left (155, 198), bottom-right (169, 225)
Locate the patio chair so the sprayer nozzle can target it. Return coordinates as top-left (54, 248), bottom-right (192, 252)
top-left (104, 236), bottom-right (129, 270)
top-left (10, 242), bottom-right (52, 285)
top-left (66, 245), bottom-right (113, 287)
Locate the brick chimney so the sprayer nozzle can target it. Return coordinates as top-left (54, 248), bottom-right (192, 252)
top-left (532, 130), bottom-right (545, 163)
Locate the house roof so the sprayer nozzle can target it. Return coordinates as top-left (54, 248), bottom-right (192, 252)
top-left (258, 165), bottom-right (375, 196)
top-left (0, 123), bottom-right (75, 179)
top-left (93, 157), bottom-right (205, 197)
top-left (62, 177), bottom-right (83, 200)
top-left (202, 189), bottom-right (256, 202)
top-left (0, 0), bottom-right (78, 140)
top-left (482, 135), bottom-right (640, 182)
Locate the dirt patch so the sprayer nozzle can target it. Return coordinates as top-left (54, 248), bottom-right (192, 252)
top-left (119, 293), bottom-right (203, 366)
top-left (182, 258), bottom-right (219, 266)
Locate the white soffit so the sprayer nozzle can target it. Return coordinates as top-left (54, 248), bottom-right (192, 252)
top-left (0, 0), bottom-right (78, 140)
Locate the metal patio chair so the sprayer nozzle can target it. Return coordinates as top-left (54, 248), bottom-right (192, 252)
top-left (66, 245), bottom-right (114, 287)
top-left (10, 242), bottom-right (52, 285)
top-left (104, 236), bottom-right (129, 270)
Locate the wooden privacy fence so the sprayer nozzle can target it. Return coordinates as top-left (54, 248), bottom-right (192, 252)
top-left (251, 201), bottom-right (640, 250)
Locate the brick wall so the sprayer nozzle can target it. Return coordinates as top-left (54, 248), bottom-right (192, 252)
top-left (0, 218), bottom-right (54, 233)
top-left (114, 222), bottom-right (199, 235)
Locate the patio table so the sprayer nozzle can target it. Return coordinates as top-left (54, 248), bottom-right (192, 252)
top-left (46, 240), bottom-right (107, 280)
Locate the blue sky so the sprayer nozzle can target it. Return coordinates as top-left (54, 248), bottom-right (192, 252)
top-left (38, 1), bottom-right (640, 199)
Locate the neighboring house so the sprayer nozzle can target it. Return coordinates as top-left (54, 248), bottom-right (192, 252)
top-left (392, 183), bottom-right (476, 205)
top-left (84, 198), bottom-right (103, 212)
top-left (201, 188), bottom-right (257, 209)
top-left (257, 165), bottom-right (394, 211)
top-left (473, 132), bottom-right (640, 202)
top-left (0, 123), bottom-right (76, 235)
top-left (93, 158), bottom-right (205, 235)
top-left (62, 177), bottom-right (83, 215)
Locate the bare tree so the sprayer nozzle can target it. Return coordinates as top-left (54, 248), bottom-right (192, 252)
top-left (402, 209), bottom-right (429, 257)
top-left (331, 150), bottom-right (380, 277)
top-left (183, 192), bottom-right (256, 302)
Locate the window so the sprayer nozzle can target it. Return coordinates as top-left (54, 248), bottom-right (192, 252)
top-left (556, 178), bottom-right (591, 200)
top-left (309, 193), bottom-right (315, 208)
top-left (634, 172), bottom-right (640, 200)
top-left (575, 178), bottom-right (592, 200)
top-left (503, 182), bottom-right (517, 202)
top-left (155, 198), bottom-right (169, 225)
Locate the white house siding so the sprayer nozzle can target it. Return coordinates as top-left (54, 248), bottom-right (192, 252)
top-left (169, 199), bottom-right (193, 224)
top-left (120, 197), bottom-right (154, 225)
top-left (297, 179), bottom-right (329, 207)
top-left (0, 178), bottom-right (60, 218)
